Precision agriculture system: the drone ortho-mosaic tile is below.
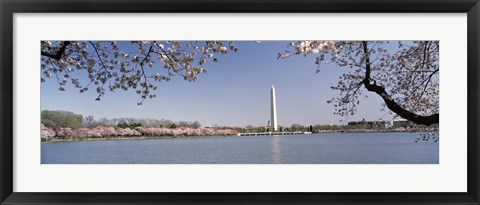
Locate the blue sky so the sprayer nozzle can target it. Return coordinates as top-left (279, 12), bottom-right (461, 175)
top-left (41, 41), bottom-right (394, 127)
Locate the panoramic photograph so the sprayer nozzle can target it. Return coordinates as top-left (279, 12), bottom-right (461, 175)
top-left (40, 41), bottom-right (439, 164)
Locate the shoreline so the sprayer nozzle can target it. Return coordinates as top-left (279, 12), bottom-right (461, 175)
top-left (316, 129), bottom-right (438, 134)
top-left (42, 129), bottom-right (438, 142)
top-left (43, 135), bottom-right (233, 142)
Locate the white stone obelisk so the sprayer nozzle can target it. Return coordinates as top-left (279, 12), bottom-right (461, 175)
top-left (271, 85), bottom-right (278, 131)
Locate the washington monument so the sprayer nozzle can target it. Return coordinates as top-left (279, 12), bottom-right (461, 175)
top-left (271, 85), bottom-right (278, 131)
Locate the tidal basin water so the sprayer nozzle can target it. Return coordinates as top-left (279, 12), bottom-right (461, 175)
top-left (41, 132), bottom-right (439, 164)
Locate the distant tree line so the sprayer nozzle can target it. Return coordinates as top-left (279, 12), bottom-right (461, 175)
top-left (41, 110), bottom-right (202, 129)
top-left (89, 117), bottom-right (201, 129)
top-left (235, 122), bottom-right (439, 134)
top-left (40, 110), bottom-right (241, 140)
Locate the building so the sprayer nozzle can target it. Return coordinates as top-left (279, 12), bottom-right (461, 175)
top-left (378, 121), bottom-right (393, 129)
top-left (348, 119), bottom-right (393, 129)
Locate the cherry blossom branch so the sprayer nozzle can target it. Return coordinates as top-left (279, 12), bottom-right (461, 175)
top-left (361, 41), bottom-right (439, 126)
top-left (41, 41), bottom-right (71, 60)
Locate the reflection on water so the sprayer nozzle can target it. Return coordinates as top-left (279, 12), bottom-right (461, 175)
top-left (270, 135), bottom-right (281, 164)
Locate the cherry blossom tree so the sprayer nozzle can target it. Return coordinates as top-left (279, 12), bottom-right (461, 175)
top-left (279, 41), bottom-right (439, 126)
top-left (55, 127), bottom-right (75, 138)
top-left (43, 125), bottom-right (240, 140)
top-left (40, 124), bottom-right (55, 140)
top-left (41, 41), bottom-right (237, 105)
top-left (74, 128), bottom-right (96, 138)
top-left (200, 128), bottom-right (216, 136)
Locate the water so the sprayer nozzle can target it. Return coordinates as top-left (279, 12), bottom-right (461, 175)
top-left (41, 132), bottom-right (439, 164)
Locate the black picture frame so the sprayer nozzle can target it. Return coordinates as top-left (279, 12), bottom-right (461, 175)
top-left (1, 0), bottom-right (479, 204)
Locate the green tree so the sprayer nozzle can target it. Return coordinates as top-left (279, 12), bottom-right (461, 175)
top-left (290, 124), bottom-right (305, 132)
top-left (41, 110), bottom-right (83, 129)
top-left (117, 122), bottom-right (142, 129)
